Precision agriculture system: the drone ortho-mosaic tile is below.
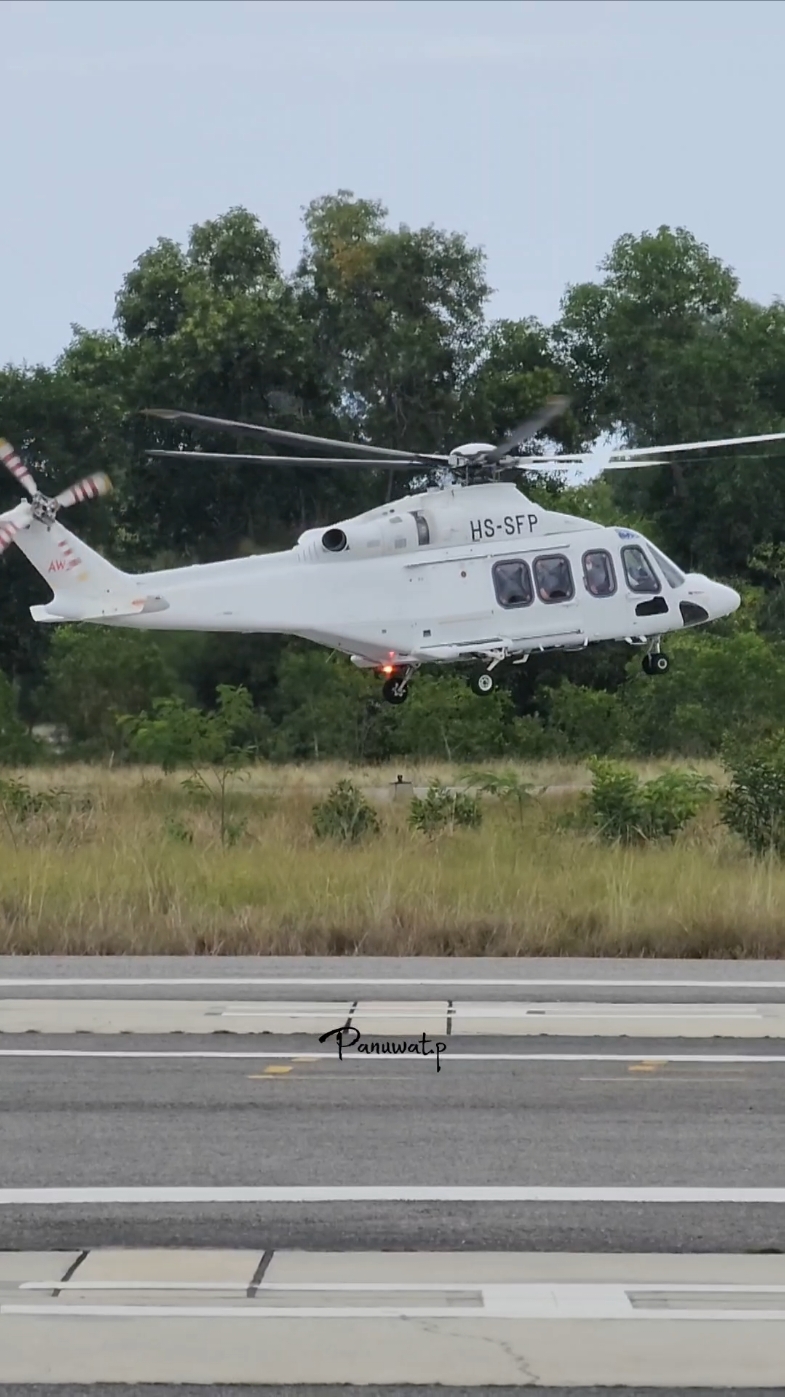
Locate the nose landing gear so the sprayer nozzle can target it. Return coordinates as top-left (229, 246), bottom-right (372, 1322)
top-left (642, 640), bottom-right (669, 675)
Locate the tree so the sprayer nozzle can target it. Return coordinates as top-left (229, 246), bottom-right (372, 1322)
top-left (38, 626), bottom-right (179, 757)
top-left (295, 191), bottom-right (490, 454)
top-left (555, 226), bottom-right (785, 576)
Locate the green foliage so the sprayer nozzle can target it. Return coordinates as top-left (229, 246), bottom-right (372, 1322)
top-left (583, 759), bottom-right (716, 844)
top-left (120, 684), bottom-right (267, 848)
top-left (409, 781), bottom-right (482, 837)
top-left (312, 779), bottom-right (380, 844)
top-left (272, 650), bottom-right (393, 762)
top-left (720, 738), bottom-right (785, 858)
top-left (39, 627), bottom-right (178, 758)
top-left (394, 675), bottom-right (519, 760)
top-left (461, 768), bottom-right (533, 823)
top-left (621, 630), bottom-right (785, 756)
top-left (5, 199), bottom-right (785, 771)
top-left (544, 681), bottom-right (631, 757)
top-left (0, 673), bottom-right (39, 764)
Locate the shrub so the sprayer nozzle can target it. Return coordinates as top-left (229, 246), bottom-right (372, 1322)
top-left (312, 780), bottom-right (380, 843)
top-left (584, 759), bottom-right (716, 844)
top-left (720, 741), bottom-right (785, 857)
top-left (409, 780), bottom-right (482, 836)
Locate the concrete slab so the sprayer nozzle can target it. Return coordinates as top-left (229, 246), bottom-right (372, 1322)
top-left (0, 1252), bottom-right (81, 1282)
top-left (450, 1001), bottom-right (785, 1037)
top-left (5, 1251), bottom-right (785, 1384)
top-left (349, 1001), bottom-right (449, 1035)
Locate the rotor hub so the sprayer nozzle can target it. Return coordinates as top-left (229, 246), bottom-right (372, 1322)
top-left (31, 492), bottom-right (58, 525)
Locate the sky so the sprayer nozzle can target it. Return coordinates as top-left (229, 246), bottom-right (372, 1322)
top-left (2, 0), bottom-right (784, 371)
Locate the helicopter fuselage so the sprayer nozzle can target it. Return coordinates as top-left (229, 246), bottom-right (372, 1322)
top-left (21, 482), bottom-right (740, 675)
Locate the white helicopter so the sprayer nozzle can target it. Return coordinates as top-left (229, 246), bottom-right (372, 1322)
top-left (1, 397), bottom-right (784, 704)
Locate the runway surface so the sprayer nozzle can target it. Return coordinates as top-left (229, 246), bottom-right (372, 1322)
top-left (3, 955), bottom-right (785, 1390)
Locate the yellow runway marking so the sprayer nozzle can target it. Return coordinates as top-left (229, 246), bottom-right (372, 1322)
top-left (248, 1066), bottom-right (293, 1078)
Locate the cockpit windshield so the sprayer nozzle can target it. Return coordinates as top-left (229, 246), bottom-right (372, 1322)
top-left (646, 542), bottom-right (686, 588)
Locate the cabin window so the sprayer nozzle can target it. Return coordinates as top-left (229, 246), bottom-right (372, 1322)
top-left (533, 554), bottom-right (574, 603)
top-left (622, 545), bottom-right (661, 594)
top-left (493, 559), bottom-right (533, 609)
top-left (582, 549), bottom-right (616, 597)
top-left (648, 542), bottom-right (685, 588)
top-left (412, 511), bottom-right (430, 546)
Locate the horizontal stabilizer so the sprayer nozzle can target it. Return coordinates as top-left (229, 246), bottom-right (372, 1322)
top-left (30, 595), bottom-right (170, 624)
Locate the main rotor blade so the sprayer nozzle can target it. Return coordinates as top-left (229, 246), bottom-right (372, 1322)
top-left (146, 450), bottom-right (434, 470)
top-left (481, 395), bottom-right (571, 466)
top-left (143, 409), bottom-right (449, 465)
top-left (606, 429), bottom-right (785, 461)
top-left (0, 438), bottom-right (37, 497)
top-left (54, 472), bottom-right (112, 508)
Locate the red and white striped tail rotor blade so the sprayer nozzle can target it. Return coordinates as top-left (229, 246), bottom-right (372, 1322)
top-left (0, 438), bottom-right (37, 496)
top-left (0, 518), bottom-right (20, 554)
top-left (54, 472), bottom-right (112, 509)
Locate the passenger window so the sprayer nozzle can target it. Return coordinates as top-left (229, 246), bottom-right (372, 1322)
top-left (622, 545), bottom-right (661, 594)
top-left (493, 559), bottom-right (533, 609)
top-left (582, 550), bottom-right (616, 597)
top-left (533, 554), bottom-right (574, 603)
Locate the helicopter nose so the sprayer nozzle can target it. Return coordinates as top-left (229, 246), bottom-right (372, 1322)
top-left (712, 581), bottom-right (741, 616)
top-left (679, 576), bottom-right (740, 626)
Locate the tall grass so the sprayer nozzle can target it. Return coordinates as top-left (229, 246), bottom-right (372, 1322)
top-left (0, 761), bottom-right (781, 956)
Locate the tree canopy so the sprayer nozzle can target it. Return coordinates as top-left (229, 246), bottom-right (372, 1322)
top-left (2, 194), bottom-right (785, 761)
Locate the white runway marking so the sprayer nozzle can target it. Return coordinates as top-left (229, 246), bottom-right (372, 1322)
top-left (3, 1186), bottom-right (785, 1204)
top-left (3, 976), bottom-right (785, 988)
top-left (1, 1048), bottom-right (785, 1063)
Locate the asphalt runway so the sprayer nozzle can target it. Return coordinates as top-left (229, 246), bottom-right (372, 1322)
top-left (4, 957), bottom-right (785, 1390)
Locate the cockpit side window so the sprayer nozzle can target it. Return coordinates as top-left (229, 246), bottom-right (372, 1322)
top-left (534, 554), bottom-right (574, 603)
top-left (582, 549), bottom-right (616, 597)
top-left (493, 559), bottom-right (533, 609)
top-left (647, 542), bottom-right (685, 588)
top-left (622, 545), bottom-right (661, 594)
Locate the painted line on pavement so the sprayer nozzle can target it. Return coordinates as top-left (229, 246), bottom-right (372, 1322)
top-left (3, 1186), bottom-right (785, 1205)
top-left (2, 1049), bottom-right (785, 1062)
top-left (3, 976), bottom-right (785, 988)
top-left (9, 1281), bottom-right (785, 1321)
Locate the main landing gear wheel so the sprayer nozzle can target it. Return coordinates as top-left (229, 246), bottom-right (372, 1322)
top-left (470, 671), bottom-right (495, 696)
top-left (643, 653), bottom-right (669, 675)
top-left (382, 677), bottom-right (409, 705)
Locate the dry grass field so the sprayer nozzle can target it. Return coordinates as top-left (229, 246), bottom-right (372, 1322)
top-left (0, 758), bottom-right (783, 957)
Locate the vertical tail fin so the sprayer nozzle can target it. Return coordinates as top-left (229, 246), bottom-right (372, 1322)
top-left (13, 517), bottom-right (139, 621)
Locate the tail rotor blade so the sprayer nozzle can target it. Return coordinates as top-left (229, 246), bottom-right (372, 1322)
top-left (54, 473), bottom-right (112, 509)
top-left (0, 438), bottom-right (37, 497)
top-left (0, 519), bottom-right (21, 554)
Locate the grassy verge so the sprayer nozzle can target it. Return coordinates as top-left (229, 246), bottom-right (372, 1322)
top-left (0, 760), bottom-right (782, 957)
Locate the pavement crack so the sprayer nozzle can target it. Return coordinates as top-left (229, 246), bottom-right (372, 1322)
top-left (401, 1315), bottom-right (539, 1384)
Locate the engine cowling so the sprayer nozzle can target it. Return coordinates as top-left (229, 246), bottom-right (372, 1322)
top-left (297, 510), bottom-right (425, 560)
